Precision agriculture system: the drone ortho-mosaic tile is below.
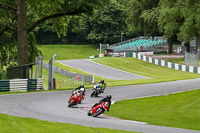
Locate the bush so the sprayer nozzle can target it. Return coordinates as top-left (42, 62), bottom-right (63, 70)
top-left (0, 68), bottom-right (6, 80)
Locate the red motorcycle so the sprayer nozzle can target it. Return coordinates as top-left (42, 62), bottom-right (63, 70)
top-left (88, 102), bottom-right (110, 117)
top-left (68, 92), bottom-right (82, 107)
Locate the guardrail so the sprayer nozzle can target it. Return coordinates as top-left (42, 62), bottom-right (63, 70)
top-left (0, 78), bottom-right (43, 92)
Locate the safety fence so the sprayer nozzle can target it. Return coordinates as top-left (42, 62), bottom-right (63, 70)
top-left (124, 52), bottom-right (200, 74)
top-left (0, 78), bottom-right (43, 92)
top-left (184, 51), bottom-right (199, 67)
top-left (42, 62), bottom-right (94, 83)
top-left (42, 75), bottom-right (85, 89)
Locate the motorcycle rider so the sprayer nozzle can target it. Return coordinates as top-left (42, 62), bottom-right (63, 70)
top-left (91, 94), bottom-right (112, 111)
top-left (69, 85), bottom-right (85, 102)
top-left (99, 79), bottom-right (106, 93)
top-left (72, 84), bottom-right (85, 94)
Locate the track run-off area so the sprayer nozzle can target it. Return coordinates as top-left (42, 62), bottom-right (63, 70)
top-left (0, 59), bottom-right (200, 133)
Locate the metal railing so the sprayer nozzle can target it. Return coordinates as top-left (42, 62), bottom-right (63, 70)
top-left (42, 62), bottom-right (94, 83)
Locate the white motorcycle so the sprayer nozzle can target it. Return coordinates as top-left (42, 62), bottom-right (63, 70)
top-left (90, 84), bottom-right (102, 97)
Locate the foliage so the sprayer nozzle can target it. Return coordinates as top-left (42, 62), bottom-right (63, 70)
top-left (107, 89), bottom-right (200, 130)
top-left (0, 0), bottom-right (109, 65)
top-left (126, 0), bottom-right (160, 37)
top-left (157, 0), bottom-right (200, 43)
top-left (0, 67), bottom-right (6, 79)
top-left (67, 0), bottom-right (127, 44)
top-left (28, 32), bottom-right (42, 63)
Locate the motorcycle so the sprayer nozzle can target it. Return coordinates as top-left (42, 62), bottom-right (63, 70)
top-left (68, 92), bottom-right (82, 107)
top-left (91, 84), bottom-right (102, 97)
top-left (87, 102), bottom-right (110, 117)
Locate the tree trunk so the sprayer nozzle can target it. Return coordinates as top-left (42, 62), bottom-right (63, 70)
top-left (17, 0), bottom-right (28, 65)
top-left (167, 37), bottom-right (173, 53)
top-left (196, 34), bottom-right (200, 50)
top-left (185, 42), bottom-right (190, 52)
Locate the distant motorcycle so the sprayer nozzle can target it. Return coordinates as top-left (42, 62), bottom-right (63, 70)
top-left (91, 84), bottom-right (102, 97)
top-left (87, 102), bottom-right (110, 117)
top-left (68, 92), bottom-right (82, 107)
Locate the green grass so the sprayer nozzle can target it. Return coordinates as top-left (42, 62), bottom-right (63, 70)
top-left (37, 44), bottom-right (99, 60)
top-left (0, 113), bottom-right (138, 133)
top-left (93, 57), bottom-right (200, 87)
top-left (106, 89), bottom-right (200, 130)
top-left (2, 44), bottom-right (200, 132)
top-left (37, 45), bottom-right (200, 89)
top-left (41, 57), bottom-right (200, 89)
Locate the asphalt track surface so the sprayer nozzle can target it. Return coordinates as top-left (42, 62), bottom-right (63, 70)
top-left (0, 78), bottom-right (200, 133)
top-left (57, 59), bottom-right (149, 80)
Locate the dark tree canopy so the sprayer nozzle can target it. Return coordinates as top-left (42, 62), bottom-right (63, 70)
top-left (0, 0), bottom-right (108, 65)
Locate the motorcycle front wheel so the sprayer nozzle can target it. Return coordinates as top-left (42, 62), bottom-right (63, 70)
top-left (87, 110), bottom-right (92, 116)
top-left (68, 100), bottom-right (75, 107)
top-left (91, 90), bottom-right (96, 97)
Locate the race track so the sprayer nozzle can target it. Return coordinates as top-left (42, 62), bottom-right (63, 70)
top-left (0, 78), bottom-right (200, 133)
top-left (57, 59), bottom-right (149, 80)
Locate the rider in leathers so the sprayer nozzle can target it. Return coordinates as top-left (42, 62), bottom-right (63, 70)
top-left (99, 79), bottom-right (106, 93)
top-left (91, 95), bottom-right (112, 111)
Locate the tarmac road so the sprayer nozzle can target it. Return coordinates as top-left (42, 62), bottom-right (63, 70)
top-left (57, 59), bottom-right (149, 80)
top-left (0, 78), bottom-right (200, 133)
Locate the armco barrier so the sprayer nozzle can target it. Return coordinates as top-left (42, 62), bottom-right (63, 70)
top-left (0, 78), bottom-right (43, 92)
top-left (0, 80), bottom-right (10, 92)
top-left (124, 52), bottom-right (200, 74)
top-left (10, 79), bottom-right (28, 92)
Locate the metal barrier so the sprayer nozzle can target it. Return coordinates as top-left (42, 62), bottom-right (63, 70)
top-left (0, 79), bottom-right (43, 92)
top-left (184, 51), bottom-right (199, 67)
top-left (42, 62), bottom-right (94, 83)
top-left (10, 79), bottom-right (28, 92)
top-left (0, 80), bottom-right (9, 92)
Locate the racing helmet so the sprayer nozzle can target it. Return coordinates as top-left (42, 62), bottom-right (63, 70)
top-left (80, 84), bottom-right (84, 88)
top-left (106, 94), bottom-right (112, 100)
top-left (100, 79), bottom-right (104, 84)
top-left (80, 88), bottom-right (85, 92)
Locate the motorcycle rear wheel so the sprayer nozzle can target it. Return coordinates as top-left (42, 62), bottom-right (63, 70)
top-left (93, 108), bottom-right (103, 117)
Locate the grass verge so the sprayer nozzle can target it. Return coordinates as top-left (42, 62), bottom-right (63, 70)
top-left (0, 113), bottom-right (138, 133)
top-left (106, 89), bottom-right (200, 130)
top-left (93, 57), bottom-right (200, 87)
top-left (37, 44), bottom-right (99, 60)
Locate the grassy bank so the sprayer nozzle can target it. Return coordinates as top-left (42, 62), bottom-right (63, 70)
top-left (37, 44), bottom-right (99, 60)
top-left (0, 113), bottom-right (138, 133)
top-left (106, 89), bottom-right (200, 130)
top-left (93, 57), bottom-right (200, 87)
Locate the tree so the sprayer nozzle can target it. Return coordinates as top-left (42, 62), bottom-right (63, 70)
top-left (0, 0), bottom-right (107, 65)
top-left (126, 0), bottom-right (160, 37)
top-left (140, 0), bottom-right (175, 53)
top-left (68, 0), bottom-right (127, 44)
top-left (158, 0), bottom-right (200, 52)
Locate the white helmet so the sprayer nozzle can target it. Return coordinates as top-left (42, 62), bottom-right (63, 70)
top-left (80, 88), bottom-right (84, 92)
